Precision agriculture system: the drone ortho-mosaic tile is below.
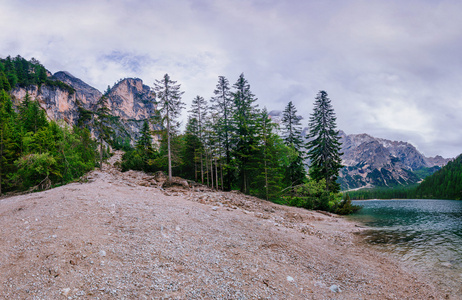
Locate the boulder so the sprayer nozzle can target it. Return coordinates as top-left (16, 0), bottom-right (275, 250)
top-left (162, 176), bottom-right (190, 189)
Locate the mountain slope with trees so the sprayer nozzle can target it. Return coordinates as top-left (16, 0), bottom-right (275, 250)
top-left (414, 154), bottom-right (462, 200)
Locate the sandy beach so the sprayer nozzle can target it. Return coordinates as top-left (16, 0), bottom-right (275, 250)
top-left (0, 153), bottom-right (447, 299)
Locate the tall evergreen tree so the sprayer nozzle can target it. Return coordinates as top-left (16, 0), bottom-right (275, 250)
top-left (231, 73), bottom-right (260, 194)
top-left (306, 90), bottom-right (343, 192)
top-left (253, 108), bottom-right (286, 200)
top-left (189, 95), bottom-right (207, 183)
top-left (94, 95), bottom-right (112, 170)
top-left (153, 74), bottom-right (185, 182)
top-left (210, 76), bottom-right (233, 190)
top-left (281, 101), bottom-right (307, 187)
top-left (136, 120), bottom-right (154, 154)
top-left (181, 116), bottom-right (203, 181)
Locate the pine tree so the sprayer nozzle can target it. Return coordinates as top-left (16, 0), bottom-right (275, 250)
top-left (94, 95), bottom-right (112, 170)
top-left (306, 90), bottom-right (343, 193)
top-left (210, 76), bottom-right (233, 190)
top-left (231, 73), bottom-right (260, 194)
top-left (153, 74), bottom-right (185, 182)
top-left (189, 95), bottom-right (207, 183)
top-left (182, 116), bottom-right (203, 181)
top-left (136, 120), bottom-right (153, 153)
top-left (254, 108), bottom-right (286, 200)
top-left (281, 101), bottom-right (307, 187)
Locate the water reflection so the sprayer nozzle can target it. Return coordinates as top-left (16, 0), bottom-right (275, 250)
top-left (349, 199), bottom-right (462, 295)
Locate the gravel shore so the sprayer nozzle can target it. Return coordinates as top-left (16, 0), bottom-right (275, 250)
top-left (0, 152), bottom-right (446, 299)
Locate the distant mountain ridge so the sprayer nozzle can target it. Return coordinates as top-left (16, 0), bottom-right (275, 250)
top-left (338, 131), bottom-right (451, 190)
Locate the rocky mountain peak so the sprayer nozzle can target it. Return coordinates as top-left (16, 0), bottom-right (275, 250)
top-left (106, 78), bottom-right (156, 120)
top-left (52, 71), bottom-right (102, 109)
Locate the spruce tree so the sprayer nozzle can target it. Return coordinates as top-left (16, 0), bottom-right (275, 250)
top-left (306, 90), bottom-right (343, 192)
top-left (136, 120), bottom-right (153, 153)
top-left (281, 101), bottom-right (307, 187)
top-left (94, 95), bottom-right (111, 170)
top-left (231, 73), bottom-right (260, 194)
top-left (153, 74), bottom-right (185, 182)
top-left (188, 95), bottom-right (207, 183)
top-left (210, 76), bottom-right (233, 190)
top-left (254, 108), bottom-right (286, 200)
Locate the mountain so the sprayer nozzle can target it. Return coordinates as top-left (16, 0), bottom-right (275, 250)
top-left (338, 131), bottom-right (452, 190)
top-left (10, 71), bottom-right (157, 145)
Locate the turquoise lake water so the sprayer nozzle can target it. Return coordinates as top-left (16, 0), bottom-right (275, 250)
top-left (348, 199), bottom-right (462, 296)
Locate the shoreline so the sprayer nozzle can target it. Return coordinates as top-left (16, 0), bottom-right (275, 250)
top-left (0, 158), bottom-right (448, 298)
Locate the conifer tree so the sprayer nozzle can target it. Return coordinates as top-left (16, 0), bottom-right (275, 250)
top-left (210, 76), bottom-right (233, 190)
top-left (182, 116), bottom-right (203, 181)
top-left (153, 74), bottom-right (185, 182)
top-left (137, 120), bottom-right (153, 153)
top-left (306, 90), bottom-right (343, 192)
top-left (281, 101), bottom-right (307, 187)
top-left (94, 95), bottom-right (111, 170)
top-left (231, 73), bottom-right (260, 194)
top-left (254, 108), bottom-right (286, 200)
top-left (189, 95), bottom-right (207, 183)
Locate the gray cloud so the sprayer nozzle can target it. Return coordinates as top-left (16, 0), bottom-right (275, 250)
top-left (1, 0), bottom-right (461, 158)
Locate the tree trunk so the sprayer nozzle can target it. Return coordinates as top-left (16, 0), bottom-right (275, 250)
top-left (200, 152), bottom-right (204, 184)
top-left (194, 150), bottom-right (198, 182)
top-left (215, 157), bottom-right (218, 190)
top-left (220, 160), bottom-right (224, 191)
top-left (167, 110), bottom-right (172, 182)
top-left (210, 153), bottom-right (214, 189)
top-left (99, 136), bottom-right (103, 171)
top-left (205, 152), bottom-right (209, 187)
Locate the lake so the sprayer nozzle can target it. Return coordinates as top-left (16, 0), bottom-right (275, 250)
top-left (348, 199), bottom-right (462, 296)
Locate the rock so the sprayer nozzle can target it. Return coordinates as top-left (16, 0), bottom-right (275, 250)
top-left (99, 250), bottom-right (106, 257)
top-left (441, 262), bottom-right (452, 268)
top-left (329, 284), bottom-right (341, 293)
top-left (162, 177), bottom-right (189, 189)
top-left (212, 206), bottom-right (219, 211)
top-left (61, 288), bottom-right (71, 296)
top-left (154, 171), bottom-right (168, 183)
top-left (287, 276), bottom-right (294, 282)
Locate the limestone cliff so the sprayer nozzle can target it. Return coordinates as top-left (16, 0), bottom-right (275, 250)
top-left (10, 72), bottom-right (158, 145)
top-left (11, 83), bottom-right (80, 124)
top-left (106, 78), bottom-right (157, 120)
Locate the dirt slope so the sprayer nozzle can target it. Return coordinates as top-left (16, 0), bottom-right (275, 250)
top-left (0, 152), bottom-right (445, 299)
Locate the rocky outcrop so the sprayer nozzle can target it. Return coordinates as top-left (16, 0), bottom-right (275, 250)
top-left (107, 78), bottom-right (157, 120)
top-left (338, 131), bottom-right (452, 190)
top-left (52, 71), bottom-right (102, 109)
top-left (11, 84), bottom-right (80, 124)
top-left (10, 73), bottom-right (159, 146)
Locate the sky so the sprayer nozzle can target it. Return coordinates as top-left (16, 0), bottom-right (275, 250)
top-left (1, 0), bottom-right (461, 158)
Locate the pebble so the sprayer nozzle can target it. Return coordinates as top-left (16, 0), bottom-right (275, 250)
top-left (99, 250), bottom-right (106, 257)
top-left (330, 284), bottom-right (341, 293)
top-left (287, 276), bottom-right (294, 282)
top-left (62, 288), bottom-right (71, 296)
top-left (441, 262), bottom-right (452, 268)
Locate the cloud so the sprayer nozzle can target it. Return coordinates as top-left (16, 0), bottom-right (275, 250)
top-left (1, 0), bottom-right (461, 157)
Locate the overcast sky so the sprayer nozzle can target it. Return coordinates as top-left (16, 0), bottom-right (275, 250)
top-left (1, 0), bottom-right (461, 158)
